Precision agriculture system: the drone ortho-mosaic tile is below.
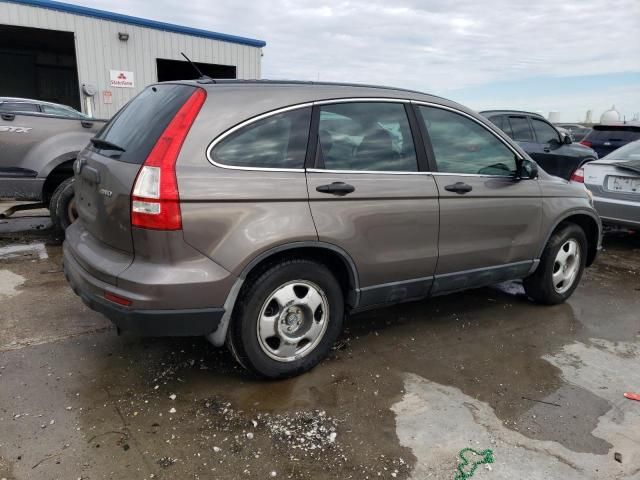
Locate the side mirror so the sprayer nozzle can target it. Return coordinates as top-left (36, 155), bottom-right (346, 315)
top-left (562, 133), bottom-right (572, 145)
top-left (517, 159), bottom-right (538, 179)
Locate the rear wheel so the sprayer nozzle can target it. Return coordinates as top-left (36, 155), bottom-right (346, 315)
top-left (524, 223), bottom-right (587, 304)
top-left (227, 258), bottom-right (344, 378)
top-left (49, 177), bottom-right (77, 235)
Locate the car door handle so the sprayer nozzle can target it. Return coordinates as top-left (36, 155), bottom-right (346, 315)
top-left (81, 120), bottom-right (94, 129)
top-left (444, 182), bottom-right (473, 194)
top-left (543, 147), bottom-right (551, 152)
top-left (1, 113), bottom-right (15, 121)
top-left (316, 182), bottom-right (355, 196)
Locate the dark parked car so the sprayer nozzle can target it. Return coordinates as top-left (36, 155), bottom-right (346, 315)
top-left (480, 110), bottom-right (597, 180)
top-left (555, 123), bottom-right (591, 143)
top-left (579, 123), bottom-right (640, 158)
top-left (64, 81), bottom-right (600, 378)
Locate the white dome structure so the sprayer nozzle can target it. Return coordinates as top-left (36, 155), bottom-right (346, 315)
top-left (600, 105), bottom-right (620, 123)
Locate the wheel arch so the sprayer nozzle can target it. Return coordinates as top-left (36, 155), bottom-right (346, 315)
top-left (41, 153), bottom-right (78, 204)
top-left (539, 210), bottom-right (601, 267)
top-left (207, 242), bottom-right (361, 347)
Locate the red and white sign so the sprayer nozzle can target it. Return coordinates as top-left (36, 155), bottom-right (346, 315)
top-left (102, 90), bottom-right (113, 104)
top-left (109, 70), bottom-right (134, 88)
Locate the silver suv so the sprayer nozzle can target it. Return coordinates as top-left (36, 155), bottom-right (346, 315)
top-left (63, 81), bottom-right (601, 378)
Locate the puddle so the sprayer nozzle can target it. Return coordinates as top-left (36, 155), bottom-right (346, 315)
top-left (0, 242), bottom-right (49, 261)
top-left (392, 367), bottom-right (637, 479)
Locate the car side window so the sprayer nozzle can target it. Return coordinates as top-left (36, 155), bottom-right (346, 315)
top-left (0, 102), bottom-right (39, 113)
top-left (531, 118), bottom-right (560, 144)
top-left (488, 115), bottom-right (514, 138)
top-left (508, 116), bottom-right (534, 142)
top-left (42, 104), bottom-right (78, 118)
top-left (317, 102), bottom-right (418, 172)
top-left (419, 106), bottom-right (517, 176)
top-left (211, 107), bottom-right (311, 169)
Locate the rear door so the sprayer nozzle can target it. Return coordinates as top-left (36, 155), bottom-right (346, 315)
top-left (415, 104), bottom-right (542, 294)
top-left (0, 102), bottom-right (46, 176)
top-left (529, 116), bottom-right (579, 179)
top-left (306, 100), bottom-right (439, 308)
top-left (74, 83), bottom-right (197, 253)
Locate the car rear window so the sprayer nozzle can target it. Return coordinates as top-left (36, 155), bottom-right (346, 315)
top-left (587, 126), bottom-right (640, 142)
top-left (0, 102), bottom-right (39, 113)
top-left (92, 84), bottom-right (196, 163)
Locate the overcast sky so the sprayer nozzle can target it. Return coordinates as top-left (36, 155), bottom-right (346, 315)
top-left (74, 0), bottom-right (639, 122)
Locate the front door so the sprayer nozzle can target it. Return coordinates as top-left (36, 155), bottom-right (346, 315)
top-left (415, 104), bottom-right (542, 295)
top-left (306, 101), bottom-right (439, 309)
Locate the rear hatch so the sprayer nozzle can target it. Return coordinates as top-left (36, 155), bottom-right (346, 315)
top-left (74, 83), bottom-right (199, 253)
top-left (582, 125), bottom-right (640, 157)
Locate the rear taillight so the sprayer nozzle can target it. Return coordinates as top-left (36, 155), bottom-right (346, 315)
top-left (570, 167), bottom-right (585, 183)
top-left (131, 88), bottom-right (206, 230)
top-left (580, 140), bottom-right (592, 148)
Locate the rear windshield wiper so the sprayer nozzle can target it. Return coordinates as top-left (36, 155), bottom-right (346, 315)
top-left (90, 137), bottom-right (126, 152)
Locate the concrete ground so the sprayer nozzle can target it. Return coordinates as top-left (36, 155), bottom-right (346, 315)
top-left (1, 201), bottom-right (639, 480)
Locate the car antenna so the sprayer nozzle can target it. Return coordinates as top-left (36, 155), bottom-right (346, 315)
top-left (181, 52), bottom-right (215, 83)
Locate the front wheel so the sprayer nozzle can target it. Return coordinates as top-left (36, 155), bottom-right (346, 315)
top-left (524, 223), bottom-right (587, 305)
top-left (227, 259), bottom-right (344, 378)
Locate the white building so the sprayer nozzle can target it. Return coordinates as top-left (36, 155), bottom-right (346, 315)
top-left (0, 0), bottom-right (265, 118)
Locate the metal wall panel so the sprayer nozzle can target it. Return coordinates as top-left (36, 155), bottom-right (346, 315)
top-left (0, 2), bottom-right (263, 118)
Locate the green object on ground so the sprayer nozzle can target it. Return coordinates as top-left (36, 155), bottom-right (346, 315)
top-left (454, 448), bottom-right (494, 480)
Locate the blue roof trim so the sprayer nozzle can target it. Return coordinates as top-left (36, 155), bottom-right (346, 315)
top-left (4, 0), bottom-right (267, 47)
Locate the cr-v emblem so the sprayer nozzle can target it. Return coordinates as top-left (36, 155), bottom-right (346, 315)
top-left (99, 188), bottom-right (113, 197)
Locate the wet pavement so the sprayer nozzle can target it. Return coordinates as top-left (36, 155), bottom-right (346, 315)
top-left (1, 204), bottom-right (639, 480)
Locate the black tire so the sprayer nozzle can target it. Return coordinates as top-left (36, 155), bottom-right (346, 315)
top-left (524, 223), bottom-right (587, 305)
top-left (227, 258), bottom-right (344, 379)
top-left (49, 177), bottom-right (77, 235)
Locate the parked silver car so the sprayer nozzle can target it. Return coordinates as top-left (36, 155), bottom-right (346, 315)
top-left (574, 140), bottom-right (640, 228)
top-left (63, 80), bottom-right (601, 378)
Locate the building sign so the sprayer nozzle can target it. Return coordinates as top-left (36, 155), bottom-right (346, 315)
top-left (109, 70), bottom-right (134, 88)
top-left (102, 90), bottom-right (113, 104)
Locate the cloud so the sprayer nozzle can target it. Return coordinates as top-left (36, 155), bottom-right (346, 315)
top-left (71, 0), bottom-right (640, 118)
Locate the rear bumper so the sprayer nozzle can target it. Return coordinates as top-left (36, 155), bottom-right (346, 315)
top-left (593, 195), bottom-right (640, 228)
top-left (63, 236), bottom-right (226, 337)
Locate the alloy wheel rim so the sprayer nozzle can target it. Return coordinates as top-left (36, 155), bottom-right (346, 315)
top-left (256, 280), bottom-right (329, 362)
top-left (552, 239), bottom-right (581, 294)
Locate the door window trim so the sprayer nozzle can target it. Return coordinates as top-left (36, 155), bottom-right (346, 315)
top-left (206, 102), bottom-right (314, 172)
top-left (411, 101), bottom-right (525, 178)
top-left (205, 97), bottom-right (525, 175)
top-left (207, 98), bottom-right (419, 173)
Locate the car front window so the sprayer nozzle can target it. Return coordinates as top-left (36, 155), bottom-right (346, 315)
top-left (420, 106), bottom-right (518, 176)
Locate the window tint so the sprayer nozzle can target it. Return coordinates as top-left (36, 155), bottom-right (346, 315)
top-left (94, 84), bottom-right (196, 163)
top-left (531, 118), bottom-right (559, 144)
top-left (508, 116), bottom-right (534, 142)
top-left (317, 102), bottom-right (417, 171)
top-left (0, 102), bottom-right (39, 113)
top-left (420, 106), bottom-right (517, 176)
top-left (212, 107), bottom-right (311, 169)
